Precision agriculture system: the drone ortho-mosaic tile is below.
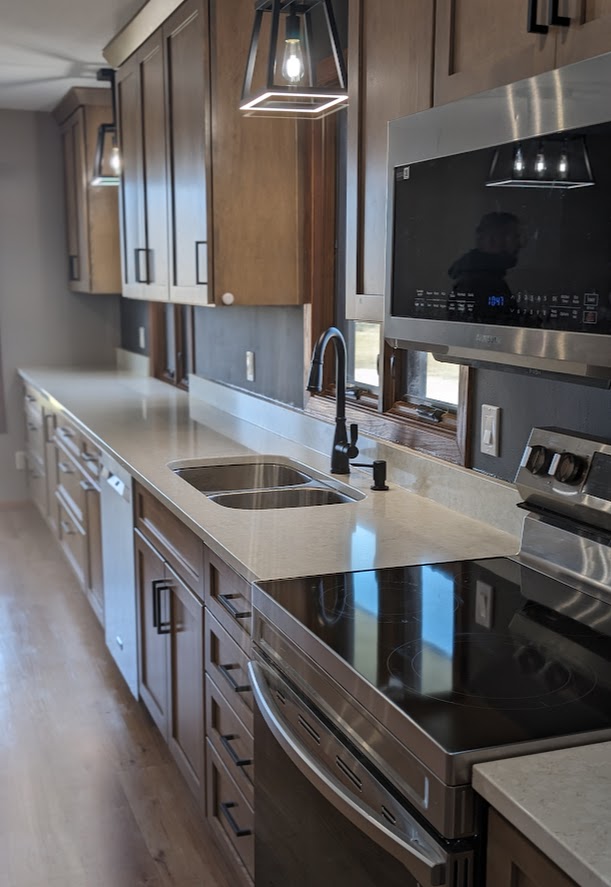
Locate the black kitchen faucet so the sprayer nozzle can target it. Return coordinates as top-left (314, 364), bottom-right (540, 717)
top-left (306, 326), bottom-right (388, 489)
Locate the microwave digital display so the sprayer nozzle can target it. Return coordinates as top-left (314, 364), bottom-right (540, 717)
top-left (390, 124), bottom-right (611, 334)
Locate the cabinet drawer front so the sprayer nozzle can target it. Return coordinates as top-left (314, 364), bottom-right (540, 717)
top-left (57, 492), bottom-right (87, 587)
top-left (206, 674), bottom-right (254, 807)
top-left (205, 549), bottom-right (252, 653)
top-left (56, 443), bottom-right (87, 523)
top-left (135, 483), bottom-right (204, 596)
top-left (25, 401), bottom-right (45, 460)
top-left (55, 413), bottom-right (83, 459)
top-left (206, 739), bottom-right (254, 882)
top-left (55, 413), bottom-right (102, 480)
top-left (206, 612), bottom-right (253, 733)
top-left (27, 450), bottom-right (47, 518)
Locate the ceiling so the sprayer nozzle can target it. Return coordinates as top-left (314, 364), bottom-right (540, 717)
top-left (0, 0), bottom-right (145, 111)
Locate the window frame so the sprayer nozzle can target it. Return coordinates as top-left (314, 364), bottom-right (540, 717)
top-left (150, 302), bottom-right (195, 390)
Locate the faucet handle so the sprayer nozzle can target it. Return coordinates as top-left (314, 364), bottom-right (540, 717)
top-left (347, 423), bottom-right (359, 459)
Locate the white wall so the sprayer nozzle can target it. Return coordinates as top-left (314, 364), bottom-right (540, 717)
top-left (0, 110), bottom-right (120, 502)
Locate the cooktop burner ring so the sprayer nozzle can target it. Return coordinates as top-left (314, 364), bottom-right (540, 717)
top-left (315, 578), bottom-right (463, 626)
top-left (386, 632), bottom-right (599, 711)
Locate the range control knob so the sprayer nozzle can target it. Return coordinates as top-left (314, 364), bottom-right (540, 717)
top-left (526, 445), bottom-right (553, 476)
top-left (555, 452), bottom-right (586, 485)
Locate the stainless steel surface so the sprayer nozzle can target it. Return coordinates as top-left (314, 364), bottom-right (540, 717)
top-left (385, 51), bottom-right (611, 377)
top-left (249, 658), bottom-right (452, 887)
top-left (515, 427), bottom-right (611, 529)
top-left (209, 486), bottom-right (358, 509)
top-left (253, 597), bottom-right (476, 836)
top-left (100, 453), bottom-right (138, 699)
top-left (173, 461), bottom-right (314, 492)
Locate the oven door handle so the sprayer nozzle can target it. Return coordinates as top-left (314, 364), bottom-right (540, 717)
top-left (248, 662), bottom-right (449, 887)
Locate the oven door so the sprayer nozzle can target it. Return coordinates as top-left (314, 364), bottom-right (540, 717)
top-left (249, 658), bottom-right (476, 887)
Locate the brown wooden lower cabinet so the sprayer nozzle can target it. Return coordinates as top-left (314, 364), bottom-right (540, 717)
top-left (135, 527), bottom-right (205, 807)
top-left (206, 739), bottom-right (254, 886)
top-left (487, 808), bottom-right (578, 887)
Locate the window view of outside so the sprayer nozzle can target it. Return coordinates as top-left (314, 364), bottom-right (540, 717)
top-left (350, 321), bottom-right (380, 389)
top-left (346, 323), bottom-right (460, 410)
top-left (424, 353), bottom-right (460, 407)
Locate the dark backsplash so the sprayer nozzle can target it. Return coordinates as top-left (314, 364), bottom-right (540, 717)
top-left (120, 298), bottom-right (149, 356)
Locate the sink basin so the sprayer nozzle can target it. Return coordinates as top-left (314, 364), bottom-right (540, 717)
top-left (173, 461), bottom-right (314, 493)
top-left (208, 487), bottom-right (358, 509)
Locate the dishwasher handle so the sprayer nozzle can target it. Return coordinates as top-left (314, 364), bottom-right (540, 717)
top-left (104, 471), bottom-right (130, 502)
top-left (248, 661), bottom-right (448, 887)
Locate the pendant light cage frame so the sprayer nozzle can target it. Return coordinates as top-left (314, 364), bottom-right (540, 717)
top-left (92, 67), bottom-right (121, 186)
top-left (240, 0), bottom-right (348, 118)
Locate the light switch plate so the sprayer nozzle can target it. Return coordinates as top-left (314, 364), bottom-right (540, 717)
top-left (480, 404), bottom-right (501, 457)
top-left (138, 326), bottom-right (146, 350)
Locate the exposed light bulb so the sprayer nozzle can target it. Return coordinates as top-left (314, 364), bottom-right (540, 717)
top-left (535, 144), bottom-right (547, 175)
top-left (109, 144), bottom-right (121, 176)
top-left (281, 12), bottom-right (304, 84)
top-left (513, 145), bottom-right (525, 174)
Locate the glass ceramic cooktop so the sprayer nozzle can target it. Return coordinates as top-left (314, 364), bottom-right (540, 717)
top-left (256, 558), bottom-right (611, 754)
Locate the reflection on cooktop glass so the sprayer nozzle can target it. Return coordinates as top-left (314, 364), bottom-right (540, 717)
top-left (257, 559), bottom-right (611, 753)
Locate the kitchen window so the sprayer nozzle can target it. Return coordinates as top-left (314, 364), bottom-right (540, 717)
top-left (151, 303), bottom-right (194, 390)
top-left (322, 315), bottom-right (470, 466)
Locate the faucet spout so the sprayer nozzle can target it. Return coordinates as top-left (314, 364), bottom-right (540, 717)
top-left (307, 327), bottom-right (356, 474)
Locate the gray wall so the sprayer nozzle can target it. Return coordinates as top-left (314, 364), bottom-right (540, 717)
top-left (120, 297), bottom-right (149, 355)
top-left (193, 305), bottom-right (306, 407)
top-left (472, 368), bottom-right (611, 481)
top-left (0, 110), bottom-right (119, 502)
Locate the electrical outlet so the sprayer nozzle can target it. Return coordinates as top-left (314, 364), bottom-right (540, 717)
top-left (138, 326), bottom-right (146, 350)
top-left (246, 351), bottom-right (255, 382)
top-left (15, 451), bottom-right (26, 471)
top-left (480, 404), bottom-right (501, 456)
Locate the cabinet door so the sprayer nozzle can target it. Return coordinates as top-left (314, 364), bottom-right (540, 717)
top-left (164, 0), bottom-right (213, 306)
top-left (434, 0), bottom-right (557, 106)
top-left (166, 563), bottom-right (205, 805)
top-left (209, 0), bottom-right (303, 306)
top-left (141, 32), bottom-right (170, 302)
top-left (61, 108), bottom-right (91, 292)
top-left (555, 0), bottom-right (611, 66)
top-left (346, 0), bottom-right (435, 321)
top-left (135, 529), bottom-right (169, 737)
top-left (487, 809), bottom-right (578, 887)
top-left (117, 55), bottom-right (147, 299)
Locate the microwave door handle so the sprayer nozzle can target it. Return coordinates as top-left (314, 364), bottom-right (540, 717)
top-left (248, 662), bottom-right (448, 887)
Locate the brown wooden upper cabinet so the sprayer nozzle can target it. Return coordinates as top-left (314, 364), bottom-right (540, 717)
top-left (54, 88), bottom-right (121, 294)
top-left (113, 0), bottom-right (305, 307)
top-left (116, 0), bottom-right (211, 305)
top-left (434, 0), bottom-right (611, 106)
top-left (345, 0), bottom-right (435, 322)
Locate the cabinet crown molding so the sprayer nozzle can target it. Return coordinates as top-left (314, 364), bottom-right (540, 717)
top-left (103, 0), bottom-right (185, 67)
top-left (53, 87), bottom-right (112, 126)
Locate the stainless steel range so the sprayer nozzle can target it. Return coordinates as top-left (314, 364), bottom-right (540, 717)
top-left (249, 428), bottom-right (611, 886)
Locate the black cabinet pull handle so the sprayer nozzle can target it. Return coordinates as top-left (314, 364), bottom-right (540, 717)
top-left (218, 663), bottom-right (251, 694)
top-left (548, 0), bottom-right (570, 26)
top-left (134, 248), bottom-right (150, 284)
top-left (220, 734), bottom-right (252, 768)
top-left (219, 802), bottom-right (252, 838)
top-left (218, 593), bottom-right (251, 621)
top-left (195, 240), bottom-right (207, 285)
top-left (68, 254), bottom-right (79, 281)
top-left (527, 0), bottom-right (549, 32)
top-left (152, 579), bottom-right (171, 634)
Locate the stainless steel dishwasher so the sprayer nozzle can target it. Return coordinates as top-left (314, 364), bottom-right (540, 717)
top-left (100, 453), bottom-right (138, 698)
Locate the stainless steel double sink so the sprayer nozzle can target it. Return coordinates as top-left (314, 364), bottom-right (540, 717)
top-left (169, 457), bottom-right (363, 510)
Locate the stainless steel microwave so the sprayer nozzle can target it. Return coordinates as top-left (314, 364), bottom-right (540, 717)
top-left (384, 52), bottom-right (611, 379)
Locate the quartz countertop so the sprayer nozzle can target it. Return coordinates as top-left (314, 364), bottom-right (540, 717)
top-left (474, 743), bottom-right (611, 887)
top-left (19, 367), bottom-right (518, 582)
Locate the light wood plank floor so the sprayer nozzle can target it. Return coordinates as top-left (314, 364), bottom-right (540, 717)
top-left (0, 506), bottom-right (233, 887)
